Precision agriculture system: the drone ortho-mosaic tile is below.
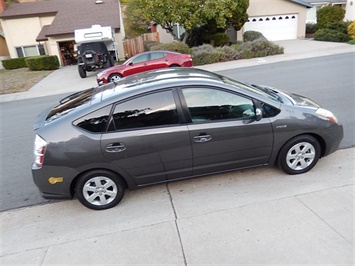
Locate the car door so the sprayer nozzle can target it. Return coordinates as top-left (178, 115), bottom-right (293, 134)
top-left (101, 89), bottom-right (192, 185)
top-left (124, 53), bottom-right (151, 76)
top-left (180, 87), bottom-right (274, 176)
top-left (148, 51), bottom-right (169, 70)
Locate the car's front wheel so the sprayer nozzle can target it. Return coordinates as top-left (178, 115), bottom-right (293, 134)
top-left (76, 170), bottom-right (125, 210)
top-left (278, 135), bottom-right (321, 175)
top-left (109, 73), bottom-right (122, 83)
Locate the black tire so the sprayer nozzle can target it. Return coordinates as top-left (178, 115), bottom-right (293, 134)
top-left (76, 170), bottom-right (125, 210)
top-left (169, 64), bottom-right (180, 68)
top-left (278, 135), bottom-right (321, 175)
top-left (103, 56), bottom-right (112, 68)
top-left (109, 73), bottom-right (122, 83)
top-left (78, 66), bottom-right (87, 78)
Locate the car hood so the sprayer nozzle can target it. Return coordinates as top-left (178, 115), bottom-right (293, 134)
top-left (284, 92), bottom-right (321, 108)
top-left (99, 65), bottom-right (126, 75)
top-left (256, 85), bottom-right (321, 108)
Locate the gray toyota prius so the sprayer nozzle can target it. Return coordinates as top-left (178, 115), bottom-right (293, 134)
top-left (32, 68), bottom-right (343, 210)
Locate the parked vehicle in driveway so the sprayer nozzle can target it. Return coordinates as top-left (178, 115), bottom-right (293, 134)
top-left (96, 50), bottom-right (193, 85)
top-left (77, 42), bottom-right (113, 78)
top-left (32, 68), bottom-right (343, 210)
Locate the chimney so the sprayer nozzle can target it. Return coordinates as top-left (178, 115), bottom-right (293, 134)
top-left (0, 0), bottom-right (6, 13)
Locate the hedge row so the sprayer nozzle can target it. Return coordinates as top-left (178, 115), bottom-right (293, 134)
top-left (148, 31), bottom-right (283, 66)
top-left (2, 55), bottom-right (59, 71)
top-left (190, 39), bottom-right (283, 66)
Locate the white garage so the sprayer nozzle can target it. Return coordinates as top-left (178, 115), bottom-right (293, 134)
top-left (244, 14), bottom-right (298, 41)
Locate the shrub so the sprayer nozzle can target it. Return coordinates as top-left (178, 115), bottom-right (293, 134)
top-left (317, 6), bottom-right (345, 29)
top-left (314, 28), bottom-right (350, 42)
top-left (191, 44), bottom-right (215, 57)
top-left (210, 33), bottom-right (230, 47)
top-left (25, 55), bottom-right (59, 71)
top-left (144, 41), bottom-right (160, 51)
top-left (306, 23), bottom-right (318, 34)
top-left (2, 58), bottom-right (27, 70)
top-left (348, 21), bottom-right (355, 39)
top-left (150, 42), bottom-right (190, 53)
top-left (243, 31), bottom-right (266, 42)
top-left (237, 39), bottom-right (284, 59)
top-left (192, 51), bottom-right (225, 66)
top-left (348, 39), bottom-right (355, 44)
top-left (183, 27), bottom-right (206, 47)
top-left (216, 46), bottom-right (243, 61)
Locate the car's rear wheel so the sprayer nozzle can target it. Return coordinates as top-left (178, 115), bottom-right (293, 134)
top-left (78, 65), bottom-right (87, 78)
top-left (76, 170), bottom-right (125, 210)
top-left (169, 64), bottom-right (180, 67)
top-left (109, 73), bottom-right (122, 83)
top-left (278, 135), bottom-right (321, 175)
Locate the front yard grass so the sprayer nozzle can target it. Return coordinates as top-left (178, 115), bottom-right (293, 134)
top-left (0, 68), bottom-right (53, 95)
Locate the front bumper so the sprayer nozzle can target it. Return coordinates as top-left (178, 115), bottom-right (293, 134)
top-left (322, 124), bottom-right (344, 157)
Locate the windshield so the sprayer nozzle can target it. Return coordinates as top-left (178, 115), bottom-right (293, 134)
top-left (222, 76), bottom-right (284, 103)
top-left (79, 42), bottom-right (108, 55)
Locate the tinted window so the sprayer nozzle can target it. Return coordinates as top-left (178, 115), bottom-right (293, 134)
top-left (151, 52), bottom-right (166, 60)
top-left (45, 88), bottom-right (95, 124)
top-left (111, 90), bottom-right (178, 130)
top-left (182, 88), bottom-right (255, 123)
top-left (261, 102), bottom-right (280, 117)
top-left (74, 105), bottom-right (112, 133)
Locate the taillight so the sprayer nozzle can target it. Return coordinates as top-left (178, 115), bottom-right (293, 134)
top-left (34, 135), bottom-right (47, 168)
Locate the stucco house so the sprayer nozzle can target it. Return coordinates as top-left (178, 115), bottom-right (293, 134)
top-left (238, 0), bottom-right (313, 41)
top-left (0, 0), bottom-right (125, 66)
top-left (0, 0), bottom-right (322, 64)
top-left (304, 0), bottom-right (348, 23)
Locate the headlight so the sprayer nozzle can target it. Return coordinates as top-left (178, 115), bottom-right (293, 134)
top-left (96, 71), bottom-right (106, 78)
top-left (316, 108), bottom-right (338, 124)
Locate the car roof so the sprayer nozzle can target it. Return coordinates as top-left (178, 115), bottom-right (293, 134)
top-left (96, 68), bottom-right (225, 101)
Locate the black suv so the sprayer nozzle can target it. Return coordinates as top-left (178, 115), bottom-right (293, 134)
top-left (77, 42), bottom-right (113, 78)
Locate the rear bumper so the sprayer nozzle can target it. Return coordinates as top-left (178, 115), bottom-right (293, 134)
top-left (32, 164), bottom-right (78, 200)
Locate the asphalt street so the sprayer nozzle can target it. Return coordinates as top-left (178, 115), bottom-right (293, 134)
top-left (0, 39), bottom-right (354, 265)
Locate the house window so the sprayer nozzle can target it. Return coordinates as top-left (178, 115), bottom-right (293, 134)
top-left (16, 45), bottom-right (42, 58)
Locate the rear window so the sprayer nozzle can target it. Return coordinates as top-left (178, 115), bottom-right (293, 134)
top-left (45, 88), bottom-right (95, 125)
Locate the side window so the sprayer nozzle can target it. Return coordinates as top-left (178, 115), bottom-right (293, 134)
top-left (73, 105), bottom-right (112, 133)
top-left (261, 102), bottom-right (280, 117)
top-left (182, 88), bottom-right (255, 123)
top-left (151, 52), bottom-right (166, 60)
top-left (132, 54), bottom-right (149, 64)
top-left (111, 90), bottom-right (179, 130)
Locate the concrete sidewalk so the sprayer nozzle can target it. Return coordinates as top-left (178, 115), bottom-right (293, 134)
top-left (1, 39), bottom-right (354, 103)
top-left (1, 148), bottom-right (354, 265)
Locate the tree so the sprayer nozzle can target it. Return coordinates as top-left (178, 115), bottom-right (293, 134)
top-left (317, 6), bottom-right (345, 29)
top-left (125, 0), bottom-right (249, 42)
top-left (122, 1), bottom-right (150, 38)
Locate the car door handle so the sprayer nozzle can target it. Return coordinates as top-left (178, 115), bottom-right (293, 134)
top-left (105, 143), bottom-right (126, 152)
top-left (193, 134), bottom-right (212, 143)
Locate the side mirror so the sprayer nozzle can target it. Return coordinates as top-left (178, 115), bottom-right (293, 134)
top-left (255, 108), bottom-right (263, 121)
top-left (128, 62), bottom-right (133, 66)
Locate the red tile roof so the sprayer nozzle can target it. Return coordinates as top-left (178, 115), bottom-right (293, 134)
top-left (0, 0), bottom-right (121, 39)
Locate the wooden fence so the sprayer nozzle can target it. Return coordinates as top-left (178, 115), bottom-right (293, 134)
top-left (123, 32), bottom-right (160, 58)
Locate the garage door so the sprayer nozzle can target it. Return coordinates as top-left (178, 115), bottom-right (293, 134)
top-left (244, 14), bottom-right (298, 41)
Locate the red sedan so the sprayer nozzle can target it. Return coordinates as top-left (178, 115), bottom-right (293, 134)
top-left (96, 50), bottom-right (193, 85)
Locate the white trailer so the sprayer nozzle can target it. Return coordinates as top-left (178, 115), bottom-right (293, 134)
top-left (74, 24), bottom-right (118, 60)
